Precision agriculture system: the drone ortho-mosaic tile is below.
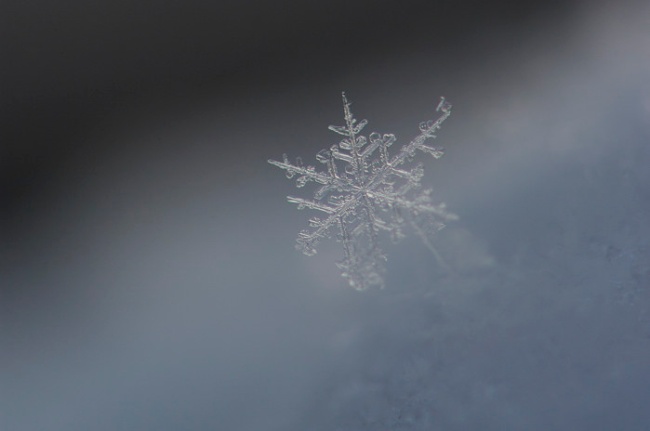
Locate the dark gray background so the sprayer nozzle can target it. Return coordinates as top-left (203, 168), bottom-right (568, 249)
top-left (3, 1), bottom-right (650, 430)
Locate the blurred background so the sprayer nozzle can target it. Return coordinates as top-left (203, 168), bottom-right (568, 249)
top-left (2, 0), bottom-right (650, 430)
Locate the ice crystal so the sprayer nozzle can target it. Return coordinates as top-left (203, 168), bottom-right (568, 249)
top-left (269, 93), bottom-right (457, 290)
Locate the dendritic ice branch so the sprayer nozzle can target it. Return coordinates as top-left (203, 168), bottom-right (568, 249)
top-left (269, 93), bottom-right (457, 290)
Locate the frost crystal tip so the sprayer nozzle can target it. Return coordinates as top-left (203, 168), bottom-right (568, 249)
top-left (268, 93), bottom-right (457, 290)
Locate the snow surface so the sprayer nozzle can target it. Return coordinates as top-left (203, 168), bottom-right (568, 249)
top-left (3, 2), bottom-right (650, 430)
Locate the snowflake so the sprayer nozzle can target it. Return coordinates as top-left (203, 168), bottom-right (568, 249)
top-left (268, 93), bottom-right (457, 290)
